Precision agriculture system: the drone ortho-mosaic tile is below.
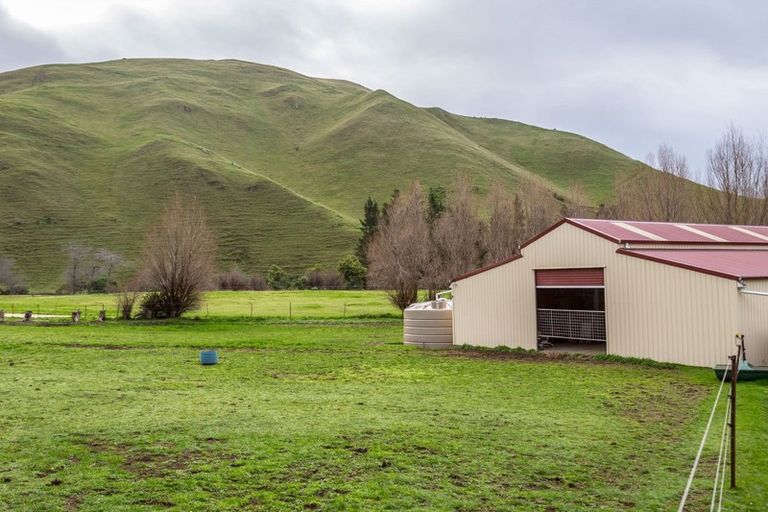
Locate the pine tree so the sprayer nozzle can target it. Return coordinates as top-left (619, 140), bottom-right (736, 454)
top-left (355, 196), bottom-right (380, 265)
top-left (380, 189), bottom-right (400, 225)
top-left (426, 186), bottom-right (447, 224)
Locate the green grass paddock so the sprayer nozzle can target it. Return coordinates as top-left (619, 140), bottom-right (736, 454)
top-left (0, 319), bottom-right (765, 510)
top-left (0, 290), bottom-right (400, 321)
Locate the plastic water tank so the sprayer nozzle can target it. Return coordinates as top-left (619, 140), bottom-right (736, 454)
top-left (403, 299), bottom-right (453, 349)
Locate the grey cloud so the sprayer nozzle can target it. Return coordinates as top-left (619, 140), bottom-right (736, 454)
top-left (2, 0), bottom-right (767, 172)
top-left (0, 4), bottom-right (68, 71)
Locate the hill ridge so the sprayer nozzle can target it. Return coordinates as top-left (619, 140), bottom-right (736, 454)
top-left (0, 58), bottom-right (644, 289)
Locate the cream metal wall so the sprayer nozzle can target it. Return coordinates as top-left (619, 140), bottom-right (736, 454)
top-left (452, 222), bottom-right (613, 351)
top-left (606, 252), bottom-right (737, 366)
top-left (453, 222), bottom-right (759, 367)
top-left (739, 279), bottom-right (768, 365)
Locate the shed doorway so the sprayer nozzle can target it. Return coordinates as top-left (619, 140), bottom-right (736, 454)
top-left (535, 268), bottom-right (606, 353)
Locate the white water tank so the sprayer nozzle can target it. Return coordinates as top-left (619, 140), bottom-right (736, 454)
top-left (403, 299), bottom-right (453, 349)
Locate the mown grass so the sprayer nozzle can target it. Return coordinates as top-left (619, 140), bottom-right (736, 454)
top-left (0, 319), bottom-right (765, 510)
top-left (0, 58), bottom-right (643, 288)
top-left (0, 290), bottom-right (400, 321)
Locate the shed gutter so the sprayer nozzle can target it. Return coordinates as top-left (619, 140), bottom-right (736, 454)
top-left (737, 280), bottom-right (768, 297)
top-left (740, 289), bottom-right (768, 297)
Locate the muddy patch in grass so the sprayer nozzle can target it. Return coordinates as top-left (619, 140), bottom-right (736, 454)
top-left (123, 448), bottom-right (239, 478)
top-left (65, 494), bottom-right (84, 511)
top-left (80, 438), bottom-right (237, 478)
top-left (134, 498), bottom-right (175, 508)
top-left (82, 438), bottom-right (132, 453)
top-left (62, 343), bottom-right (136, 350)
top-left (444, 347), bottom-right (678, 369)
top-left (605, 382), bottom-right (710, 432)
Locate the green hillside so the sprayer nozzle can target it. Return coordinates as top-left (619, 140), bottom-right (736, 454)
top-left (0, 58), bottom-right (642, 289)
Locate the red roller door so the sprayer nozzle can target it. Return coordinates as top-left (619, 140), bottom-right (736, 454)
top-left (535, 268), bottom-right (604, 287)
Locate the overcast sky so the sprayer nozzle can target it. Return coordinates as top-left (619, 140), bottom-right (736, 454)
top-left (2, 0), bottom-right (767, 176)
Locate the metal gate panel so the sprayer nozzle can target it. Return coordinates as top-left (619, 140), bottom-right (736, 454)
top-left (536, 308), bottom-right (606, 342)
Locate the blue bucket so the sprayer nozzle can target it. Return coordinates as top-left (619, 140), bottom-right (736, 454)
top-left (200, 350), bottom-right (219, 365)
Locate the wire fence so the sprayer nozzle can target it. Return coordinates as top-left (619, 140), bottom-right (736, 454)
top-left (678, 342), bottom-right (743, 512)
top-left (0, 299), bottom-right (399, 322)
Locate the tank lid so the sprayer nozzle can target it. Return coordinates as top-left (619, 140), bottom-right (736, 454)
top-left (405, 298), bottom-right (453, 310)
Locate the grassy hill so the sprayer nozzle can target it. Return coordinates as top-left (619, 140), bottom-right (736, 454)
top-left (0, 58), bottom-right (643, 289)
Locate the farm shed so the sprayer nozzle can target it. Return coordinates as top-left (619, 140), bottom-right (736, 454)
top-left (451, 219), bottom-right (768, 367)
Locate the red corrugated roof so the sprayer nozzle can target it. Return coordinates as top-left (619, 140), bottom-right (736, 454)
top-left (616, 249), bottom-right (768, 280)
top-left (570, 219), bottom-right (768, 245)
top-left (453, 218), bottom-right (768, 282)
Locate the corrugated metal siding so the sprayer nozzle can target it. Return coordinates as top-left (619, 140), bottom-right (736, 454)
top-left (738, 279), bottom-right (768, 365)
top-left (607, 254), bottom-right (737, 367)
top-left (453, 222), bottom-right (742, 367)
top-left (452, 259), bottom-right (538, 349)
top-left (453, 223), bottom-right (611, 351)
top-left (535, 268), bottom-right (604, 287)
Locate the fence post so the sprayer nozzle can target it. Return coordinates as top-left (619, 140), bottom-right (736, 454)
top-left (730, 354), bottom-right (737, 488)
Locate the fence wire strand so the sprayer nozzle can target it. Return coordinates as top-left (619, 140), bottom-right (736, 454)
top-left (678, 362), bottom-right (730, 512)
top-left (710, 397), bottom-right (731, 511)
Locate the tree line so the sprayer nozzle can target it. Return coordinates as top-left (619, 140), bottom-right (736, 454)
top-left (359, 176), bottom-right (564, 310)
top-left (100, 195), bottom-right (366, 319)
top-left (609, 126), bottom-right (768, 224)
top-left (361, 125), bottom-right (768, 310)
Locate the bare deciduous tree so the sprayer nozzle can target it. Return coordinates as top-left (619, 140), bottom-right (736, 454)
top-left (561, 182), bottom-right (594, 219)
top-left (484, 184), bottom-right (520, 263)
top-left (141, 194), bottom-right (217, 317)
top-left (63, 244), bottom-right (124, 293)
top-left (0, 257), bottom-right (26, 294)
top-left (366, 182), bottom-right (432, 310)
top-left (704, 125), bottom-right (768, 225)
top-left (64, 243), bottom-right (93, 294)
top-left (215, 266), bottom-right (251, 291)
top-left (517, 180), bottom-right (561, 240)
top-left (115, 275), bottom-right (145, 320)
top-left (429, 176), bottom-right (484, 290)
top-left (611, 144), bottom-right (693, 222)
top-left (95, 249), bottom-right (125, 292)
